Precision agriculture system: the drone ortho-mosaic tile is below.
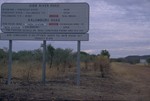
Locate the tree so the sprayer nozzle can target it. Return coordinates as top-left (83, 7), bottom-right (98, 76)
top-left (47, 44), bottom-right (55, 68)
top-left (0, 49), bottom-right (6, 59)
top-left (17, 50), bottom-right (33, 62)
top-left (100, 50), bottom-right (110, 58)
top-left (0, 48), bottom-right (7, 64)
top-left (32, 49), bottom-right (42, 61)
top-left (80, 51), bottom-right (90, 70)
top-left (96, 50), bottom-right (111, 78)
top-left (53, 48), bottom-right (74, 71)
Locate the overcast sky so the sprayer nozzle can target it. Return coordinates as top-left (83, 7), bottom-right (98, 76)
top-left (0, 0), bottom-right (150, 58)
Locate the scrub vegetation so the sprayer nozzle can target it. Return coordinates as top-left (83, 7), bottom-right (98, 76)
top-left (0, 46), bottom-right (150, 100)
top-left (0, 45), bottom-right (110, 82)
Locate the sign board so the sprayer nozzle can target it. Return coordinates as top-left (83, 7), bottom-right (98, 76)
top-left (0, 33), bottom-right (89, 41)
top-left (1, 3), bottom-right (89, 34)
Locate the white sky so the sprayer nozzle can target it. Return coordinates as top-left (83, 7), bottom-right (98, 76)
top-left (0, 0), bottom-right (150, 58)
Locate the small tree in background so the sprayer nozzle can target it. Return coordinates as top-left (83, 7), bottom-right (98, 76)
top-left (0, 49), bottom-right (6, 60)
top-left (80, 51), bottom-right (90, 70)
top-left (47, 44), bottom-right (55, 68)
top-left (100, 50), bottom-right (110, 59)
top-left (53, 48), bottom-right (74, 72)
top-left (94, 50), bottom-right (110, 78)
top-left (100, 50), bottom-right (110, 78)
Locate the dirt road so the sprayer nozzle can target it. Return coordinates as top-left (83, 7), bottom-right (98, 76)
top-left (111, 63), bottom-right (150, 101)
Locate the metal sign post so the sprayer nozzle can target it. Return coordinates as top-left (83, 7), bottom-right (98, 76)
top-left (42, 40), bottom-right (46, 84)
top-left (7, 40), bottom-right (12, 84)
top-left (76, 41), bottom-right (81, 86)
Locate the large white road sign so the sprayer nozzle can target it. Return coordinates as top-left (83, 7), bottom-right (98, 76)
top-left (1, 3), bottom-right (89, 34)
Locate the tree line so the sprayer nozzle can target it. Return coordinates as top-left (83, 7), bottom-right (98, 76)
top-left (0, 45), bottom-right (110, 66)
top-left (0, 45), bottom-right (98, 68)
top-left (0, 46), bottom-right (111, 78)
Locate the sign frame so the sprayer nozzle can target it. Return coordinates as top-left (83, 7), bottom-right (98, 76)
top-left (0, 3), bottom-right (90, 85)
top-left (1, 3), bottom-right (89, 34)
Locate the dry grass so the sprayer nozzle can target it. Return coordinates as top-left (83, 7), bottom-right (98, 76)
top-left (0, 61), bottom-right (150, 100)
top-left (111, 62), bottom-right (135, 79)
top-left (0, 61), bottom-right (77, 82)
top-left (111, 62), bottom-right (150, 101)
top-left (111, 62), bottom-right (150, 81)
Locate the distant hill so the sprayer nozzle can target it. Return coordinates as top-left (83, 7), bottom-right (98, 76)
top-left (124, 55), bottom-right (150, 64)
top-left (125, 55), bottom-right (150, 60)
top-left (112, 55), bottom-right (150, 64)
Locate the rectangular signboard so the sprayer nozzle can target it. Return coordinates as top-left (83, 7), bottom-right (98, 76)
top-left (1, 3), bottom-right (89, 34)
top-left (0, 33), bottom-right (89, 41)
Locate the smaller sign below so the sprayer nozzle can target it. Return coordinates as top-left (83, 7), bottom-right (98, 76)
top-left (0, 33), bottom-right (89, 41)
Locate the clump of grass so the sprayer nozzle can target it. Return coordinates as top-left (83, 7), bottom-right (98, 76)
top-left (93, 56), bottom-right (110, 78)
top-left (0, 62), bottom-right (8, 80)
top-left (111, 62), bottom-right (141, 81)
top-left (5, 61), bottom-right (76, 82)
